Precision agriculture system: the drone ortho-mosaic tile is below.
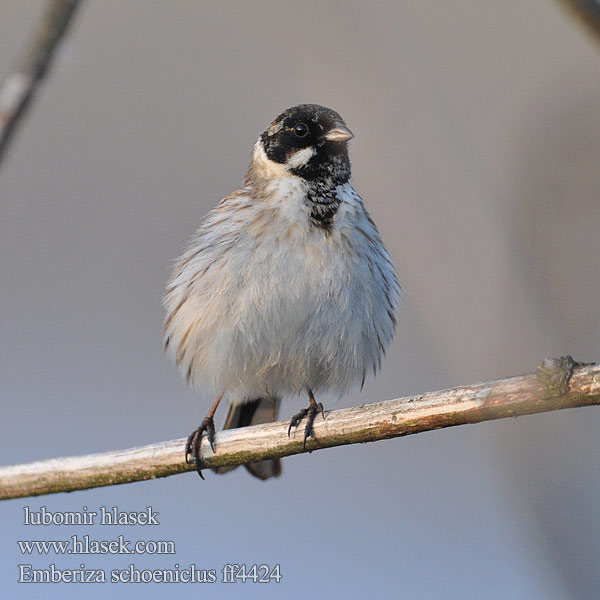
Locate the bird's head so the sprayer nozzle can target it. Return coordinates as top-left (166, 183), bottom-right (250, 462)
top-left (254, 104), bottom-right (353, 185)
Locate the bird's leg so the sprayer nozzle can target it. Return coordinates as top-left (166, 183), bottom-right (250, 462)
top-left (288, 388), bottom-right (325, 449)
top-left (185, 393), bottom-right (224, 479)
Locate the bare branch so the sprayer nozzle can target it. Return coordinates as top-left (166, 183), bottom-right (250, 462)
top-left (1, 357), bottom-right (598, 500)
top-left (0, 0), bottom-right (83, 167)
top-left (557, 0), bottom-right (600, 43)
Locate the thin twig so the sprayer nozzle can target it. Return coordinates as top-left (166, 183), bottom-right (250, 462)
top-left (0, 357), bottom-right (598, 500)
top-left (557, 0), bottom-right (600, 43)
top-left (0, 0), bottom-right (83, 168)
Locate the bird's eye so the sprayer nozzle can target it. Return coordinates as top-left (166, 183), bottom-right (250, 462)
top-left (294, 123), bottom-right (309, 138)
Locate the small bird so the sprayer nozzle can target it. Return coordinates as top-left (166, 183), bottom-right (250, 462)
top-left (164, 104), bottom-right (400, 479)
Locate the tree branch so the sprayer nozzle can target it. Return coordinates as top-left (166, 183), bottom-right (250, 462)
top-left (557, 0), bottom-right (600, 44)
top-left (1, 357), bottom-right (598, 500)
top-left (0, 0), bottom-right (83, 168)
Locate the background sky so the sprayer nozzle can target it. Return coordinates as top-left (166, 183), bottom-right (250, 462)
top-left (1, 1), bottom-right (599, 598)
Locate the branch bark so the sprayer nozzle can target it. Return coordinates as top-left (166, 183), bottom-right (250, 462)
top-left (0, 0), bottom-right (83, 168)
top-left (1, 357), bottom-right (598, 500)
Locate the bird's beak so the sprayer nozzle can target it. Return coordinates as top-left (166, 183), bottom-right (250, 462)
top-left (324, 123), bottom-right (354, 143)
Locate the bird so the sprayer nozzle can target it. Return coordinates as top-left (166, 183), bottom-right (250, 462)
top-left (163, 104), bottom-right (400, 480)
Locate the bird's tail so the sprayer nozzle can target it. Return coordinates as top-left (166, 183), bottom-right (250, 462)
top-left (213, 397), bottom-right (282, 480)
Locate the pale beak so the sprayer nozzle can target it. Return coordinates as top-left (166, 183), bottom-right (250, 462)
top-left (324, 123), bottom-right (354, 143)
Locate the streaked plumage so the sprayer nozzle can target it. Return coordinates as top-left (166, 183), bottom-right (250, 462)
top-left (164, 104), bottom-right (400, 479)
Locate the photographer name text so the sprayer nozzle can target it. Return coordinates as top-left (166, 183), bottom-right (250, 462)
top-left (23, 505), bottom-right (159, 526)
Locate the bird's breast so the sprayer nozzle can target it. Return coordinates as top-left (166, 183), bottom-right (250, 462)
top-left (164, 181), bottom-right (397, 399)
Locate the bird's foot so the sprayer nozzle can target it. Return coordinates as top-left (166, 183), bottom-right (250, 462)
top-left (185, 415), bottom-right (216, 479)
top-left (288, 399), bottom-right (325, 450)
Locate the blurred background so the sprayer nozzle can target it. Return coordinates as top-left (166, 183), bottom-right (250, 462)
top-left (1, 1), bottom-right (599, 598)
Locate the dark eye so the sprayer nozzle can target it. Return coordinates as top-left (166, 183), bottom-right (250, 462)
top-left (294, 123), bottom-right (309, 138)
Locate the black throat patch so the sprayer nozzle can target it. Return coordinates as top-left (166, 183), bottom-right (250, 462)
top-left (305, 182), bottom-right (342, 231)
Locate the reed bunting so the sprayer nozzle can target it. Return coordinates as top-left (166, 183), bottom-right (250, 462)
top-left (164, 104), bottom-right (400, 479)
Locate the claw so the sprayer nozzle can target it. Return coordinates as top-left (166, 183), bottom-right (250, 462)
top-left (302, 402), bottom-right (320, 450)
top-left (288, 408), bottom-right (309, 437)
top-left (289, 394), bottom-right (326, 450)
top-left (185, 415), bottom-right (216, 479)
top-left (205, 418), bottom-right (216, 453)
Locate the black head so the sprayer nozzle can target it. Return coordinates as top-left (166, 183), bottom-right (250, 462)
top-left (260, 104), bottom-right (353, 184)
